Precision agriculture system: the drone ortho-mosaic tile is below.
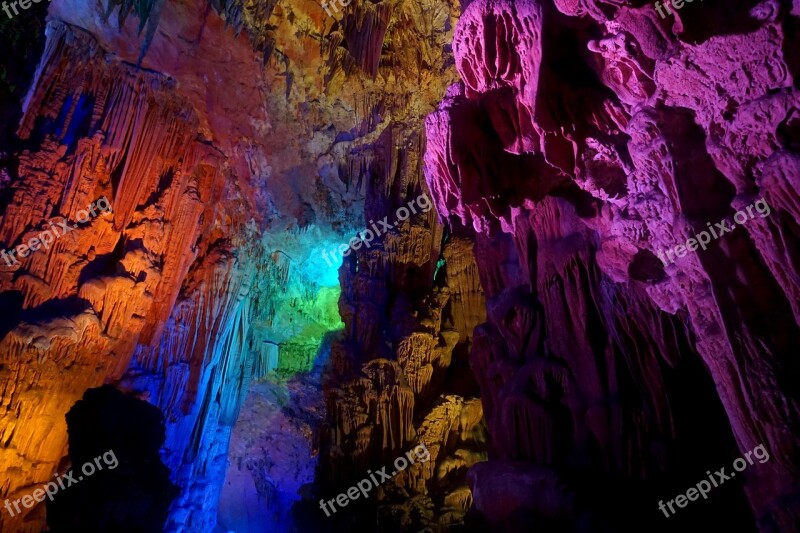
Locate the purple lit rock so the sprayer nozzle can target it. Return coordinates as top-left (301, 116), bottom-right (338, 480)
top-left (425, 0), bottom-right (800, 529)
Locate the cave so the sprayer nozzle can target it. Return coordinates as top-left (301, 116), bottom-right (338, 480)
top-left (0, 0), bottom-right (798, 532)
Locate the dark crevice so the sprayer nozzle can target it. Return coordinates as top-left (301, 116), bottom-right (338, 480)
top-left (47, 385), bottom-right (179, 532)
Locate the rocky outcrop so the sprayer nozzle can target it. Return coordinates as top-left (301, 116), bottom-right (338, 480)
top-left (315, 5), bottom-right (491, 525)
top-left (0, 12), bottom-right (258, 530)
top-left (425, 0), bottom-right (800, 530)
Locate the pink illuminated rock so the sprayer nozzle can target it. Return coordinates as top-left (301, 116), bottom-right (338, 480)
top-left (425, 0), bottom-right (800, 529)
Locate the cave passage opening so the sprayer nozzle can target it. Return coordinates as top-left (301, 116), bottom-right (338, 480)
top-left (217, 226), bottom-right (346, 532)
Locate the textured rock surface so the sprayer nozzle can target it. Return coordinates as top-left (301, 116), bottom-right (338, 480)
top-left (2, 0), bottom-right (798, 530)
top-left (0, 0), bottom-right (485, 531)
top-left (218, 360), bottom-right (328, 532)
top-left (0, 13), bottom-right (257, 530)
top-left (300, 0), bottom-right (491, 527)
top-left (0, 0), bottom-right (354, 530)
top-left (425, 0), bottom-right (800, 530)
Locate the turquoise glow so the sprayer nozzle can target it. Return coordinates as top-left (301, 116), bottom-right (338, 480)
top-left (245, 225), bottom-right (346, 378)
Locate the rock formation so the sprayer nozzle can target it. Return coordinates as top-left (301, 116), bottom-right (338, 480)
top-left (0, 0), bottom-right (797, 531)
top-left (425, 0), bottom-right (800, 530)
top-left (0, 0), bottom-right (482, 530)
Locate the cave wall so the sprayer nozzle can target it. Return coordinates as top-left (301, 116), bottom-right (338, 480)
top-left (0, 9), bottom-right (263, 530)
top-left (316, 127), bottom-right (489, 530)
top-left (0, 0), bottom-right (488, 531)
top-left (2, 0), bottom-right (797, 530)
top-left (424, 0), bottom-right (800, 530)
top-left (270, 0), bottom-right (492, 529)
top-left (0, 0), bottom-right (338, 530)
